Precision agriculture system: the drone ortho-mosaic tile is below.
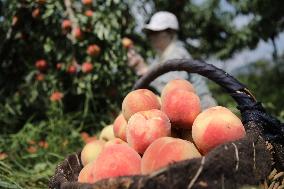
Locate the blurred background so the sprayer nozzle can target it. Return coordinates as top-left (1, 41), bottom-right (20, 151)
top-left (0, 0), bottom-right (283, 188)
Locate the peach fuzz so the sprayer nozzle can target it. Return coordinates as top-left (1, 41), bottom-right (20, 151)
top-left (78, 161), bottom-right (94, 183)
top-left (99, 125), bottom-right (115, 142)
top-left (81, 140), bottom-right (105, 166)
top-left (127, 109), bottom-right (171, 154)
top-left (192, 106), bottom-right (246, 154)
top-left (141, 137), bottom-right (201, 174)
top-left (113, 114), bottom-right (127, 141)
top-left (161, 79), bottom-right (195, 100)
top-left (89, 144), bottom-right (141, 183)
top-left (161, 90), bottom-right (201, 129)
top-left (122, 89), bottom-right (161, 121)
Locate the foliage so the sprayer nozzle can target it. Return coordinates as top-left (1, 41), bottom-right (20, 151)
top-left (0, 0), bottom-right (137, 134)
top-left (0, 1), bottom-right (136, 188)
top-left (0, 115), bottom-right (84, 189)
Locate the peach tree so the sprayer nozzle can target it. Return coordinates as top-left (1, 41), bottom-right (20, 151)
top-left (0, 0), bottom-right (137, 133)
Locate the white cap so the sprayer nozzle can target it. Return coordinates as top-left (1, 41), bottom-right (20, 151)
top-left (143, 11), bottom-right (179, 32)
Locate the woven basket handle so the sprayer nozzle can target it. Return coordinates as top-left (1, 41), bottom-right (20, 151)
top-left (133, 59), bottom-right (284, 145)
top-left (133, 59), bottom-right (256, 107)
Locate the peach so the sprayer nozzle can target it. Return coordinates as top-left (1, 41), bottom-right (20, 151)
top-left (113, 114), bottom-right (127, 141)
top-left (156, 95), bottom-right (162, 106)
top-left (50, 91), bottom-right (63, 102)
top-left (161, 79), bottom-right (195, 100)
top-left (87, 44), bottom-right (101, 56)
top-left (127, 109), bottom-right (171, 154)
top-left (32, 8), bottom-right (40, 18)
top-left (73, 27), bottom-right (83, 40)
top-left (192, 106), bottom-right (246, 154)
top-left (67, 65), bottom-right (77, 74)
top-left (35, 59), bottom-right (48, 71)
top-left (122, 89), bottom-right (160, 121)
top-left (104, 138), bottom-right (127, 147)
top-left (81, 140), bottom-right (105, 166)
top-left (81, 62), bottom-right (93, 73)
top-left (161, 90), bottom-right (201, 129)
top-left (85, 10), bottom-right (93, 17)
top-left (99, 125), bottom-right (115, 142)
top-left (82, 0), bottom-right (92, 5)
top-left (78, 161), bottom-right (94, 183)
top-left (122, 37), bottom-right (133, 49)
top-left (141, 137), bottom-right (201, 174)
top-left (89, 144), bottom-right (141, 183)
top-left (61, 19), bottom-right (72, 31)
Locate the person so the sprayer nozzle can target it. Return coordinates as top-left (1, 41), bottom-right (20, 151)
top-left (127, 11), bottom-right (217, 110)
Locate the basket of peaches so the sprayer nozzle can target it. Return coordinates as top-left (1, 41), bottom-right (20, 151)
top-left (49, 59), bottom-right (284, 189)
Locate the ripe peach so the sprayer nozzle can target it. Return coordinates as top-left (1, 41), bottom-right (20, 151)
top-left (127, 109), bottom-right (171, 154)
top-left (87, 44), bottom-right (101, 56)
top-left (56, 63), bottom-right (63, 70)
top-left (61, 19), bottom-right (72, 31)
top-left (82, 0), bottom-right (92, 5)
top-left (141, 137), bottom-right (201, 174)
top-left (81, 140), bottom-right (105, 166)
top-left (67, 65), bottom-right (77, 74)
top-left (161, 90), bottom-right (201, 129)
top-left (122, 89), bottom-right (161, 121)
top-left (35, 73), bottom-right (45, 81)
top-left (161, 79), bottom-right (195, 100)
top-left (192, 106), bottom-right (246, 154)
top-left (85, 10), bottom-right (93, 17)
top-left (104, 138), bottom-right (127, 147)
top-left (35, 59), bottom-right (48, 71)
top-left (27, 146), bottom-right (37, 154)
top-left (156, 95), bottom-right (162, 106)
top-left (38, 140), bottom-right (48, 149)
top-left (50, 91), bottom-right (63, 102)
top-left (113, 114), bottom-right (127, 141)
top-left (81, 62), bottom-right (93, 73)
top-left (122, 37), bottom-right (133, 49)
top-left (12, 16), bottom-right (19, 26)
top-left (78, 161), bottom-right (94, 183)
top-left (0, 152), bottom-right (8, 160)
top-left (32, 8), bottom-right (40, 18)
top-left (36, 0), bottom-right (46, 4)
top-left (99, 125), bottom-right (115, 142)
top-left (73, 27), bottom-right (83, 40)
top-left (89, 144), bottom-right (141, 183)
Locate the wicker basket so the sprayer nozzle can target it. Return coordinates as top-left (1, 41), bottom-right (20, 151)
top-left (49, 59), bottom-right (284, 189)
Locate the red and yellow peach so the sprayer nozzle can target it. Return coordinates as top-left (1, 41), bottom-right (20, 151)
top-left (141, 137), bottom-right (201, 174)
top-left (192, 106), bottom-right (246, 154)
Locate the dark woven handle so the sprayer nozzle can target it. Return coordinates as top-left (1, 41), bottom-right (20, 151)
top-left (133, 59), bottom-right (284, 168)
top-left (134, 59), bottom-right (255, 107)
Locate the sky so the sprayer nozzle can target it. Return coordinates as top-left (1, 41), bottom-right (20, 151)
top-left (131, 0), bottom-right (284, 74)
